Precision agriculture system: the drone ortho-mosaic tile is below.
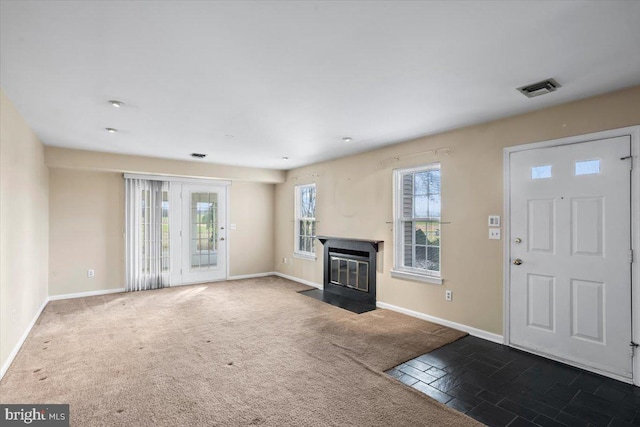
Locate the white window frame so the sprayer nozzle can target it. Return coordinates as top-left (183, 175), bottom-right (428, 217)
top-left (294, 183), bottom-right (317, 260)
top-left (391, 163), bottom-right (443, 285)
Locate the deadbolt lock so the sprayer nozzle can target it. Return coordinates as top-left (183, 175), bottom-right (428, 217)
top-left (513, 258), bottom-right (523, 265)
top-left (514, 238), bottom-right (522, 244)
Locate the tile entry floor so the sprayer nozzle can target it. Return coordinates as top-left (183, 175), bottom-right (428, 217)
top-left (386, 336), bottom-right (640, 427)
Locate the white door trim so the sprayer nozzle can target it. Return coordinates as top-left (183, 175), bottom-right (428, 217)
top-left (225, 184), bottom-right (230, 281)
top-left (170, 182), bottom-right (230, 286)
top-left (503, 125), bottom-right (640, 386)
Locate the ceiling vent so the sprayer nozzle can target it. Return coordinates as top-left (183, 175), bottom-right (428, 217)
top-left (517, 78), bottom-right (561, 98)
top-left (190, 153), bottom-right (207, 159)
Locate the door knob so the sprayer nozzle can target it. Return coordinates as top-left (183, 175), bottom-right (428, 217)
top-left (220, 237), bottom-right (225, 241)
top-left (513, 258), bottom-right (523, 265)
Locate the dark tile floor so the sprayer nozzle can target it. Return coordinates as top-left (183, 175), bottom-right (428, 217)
top-left (386, 336), bottom-right (640, 427)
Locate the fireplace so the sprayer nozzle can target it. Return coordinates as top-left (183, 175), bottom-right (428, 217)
top-left (317, 236), bottom-right (381, 306)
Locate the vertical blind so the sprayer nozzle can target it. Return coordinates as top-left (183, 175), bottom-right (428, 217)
top-left (125, 178), bottom-right (170, 292)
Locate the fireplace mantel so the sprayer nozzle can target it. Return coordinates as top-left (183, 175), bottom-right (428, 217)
top-left (316, 236), bottom-right (382, 253)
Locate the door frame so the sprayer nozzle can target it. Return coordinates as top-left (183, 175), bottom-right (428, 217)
top-left (502, 125), bottom-right (640, 386)
top-left (175, 183), bottom-right (230, 286)
top-left (170, 180), bottom-right (231, 287)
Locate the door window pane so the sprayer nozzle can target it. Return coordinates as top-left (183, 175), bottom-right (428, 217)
top-left (191, 192), bottom-right (218, 269)
top-left (531, 165), bottom-right (552, 179)
top-left (575, 160), bottom-right (600, 175)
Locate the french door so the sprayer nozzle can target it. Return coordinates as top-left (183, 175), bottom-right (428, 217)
top-left (509, 136), bottom-right (632, 379)
top-left (171, 183), bottom-right (228, 285)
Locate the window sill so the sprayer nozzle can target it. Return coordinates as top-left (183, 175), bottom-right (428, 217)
top-left (293, 252), bottom-right (317, 261)
top-left (390, 269), bottom-right (443, 285)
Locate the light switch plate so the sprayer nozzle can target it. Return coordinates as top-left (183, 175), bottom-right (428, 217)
top-left (489, 228), bottom-right (501, 240)
top-left (488, 215), bottom-right (501, 227)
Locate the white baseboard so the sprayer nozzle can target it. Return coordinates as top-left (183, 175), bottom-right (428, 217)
top-left (227, 272), bottom-right (276, 280)
top-left (0, 297), bottom-right (48, 381)
top-left (376, 301), bottom-right (504, 344)
top-left (48, 288), bottom-right (125, 301)
top-left (273, 272), bottom-right (323, 289)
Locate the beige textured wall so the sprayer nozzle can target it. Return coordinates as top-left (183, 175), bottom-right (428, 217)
top-left (0, 90), bottom-right (49, 370)
top-left (229, 181), bottom-right (275, 276)
top-left (48, 169), bottom-right (275, 295)
top-left (49, 169), bottom-right (124, 296)
top-left (274, 85), bottom-right (640, 335)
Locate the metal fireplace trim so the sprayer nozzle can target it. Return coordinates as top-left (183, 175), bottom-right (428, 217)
top-left (330, 255), bottom-right (369, 292)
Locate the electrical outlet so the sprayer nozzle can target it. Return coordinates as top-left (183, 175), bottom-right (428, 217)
top-left (445, 290), bottom-right (452, 301)
top-left (489, 228), bottom-right (501, 240)
top-left (88, 269), bottom-right (95, 277)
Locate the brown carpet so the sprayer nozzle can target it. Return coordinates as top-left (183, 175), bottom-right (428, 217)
top-left (0, 276), bottom-right (480, 426)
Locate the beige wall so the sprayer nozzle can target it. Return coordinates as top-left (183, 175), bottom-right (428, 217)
top-left (274, 85), bottom-right (640, 335)
top-left (229, 181), bottom-right (275, 276)
top-left (48, 169), bottom-right (276, 295)
top-left (0, 90), bottom-right (49, 370)
top-left (49, 169), bottom-right (124, 296)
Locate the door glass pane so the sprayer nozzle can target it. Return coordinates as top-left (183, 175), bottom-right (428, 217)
top-left (575, 159), bottom-right (600, 175)
top-left (191, 192), bottom-right (218, 269)
top-left (531, 165), bottom-right (552, 179)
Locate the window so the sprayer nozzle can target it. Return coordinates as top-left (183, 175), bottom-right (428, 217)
top-left (392, 164), bottom-right (442, 284)
top-left (125, 178), bottom-right (170, 291)
top-left (295, 183), bottom-right (316, 258)
top-left (575, 159), bottom-right (600, 175)
top-left (139, 186), bottom-right (170, 274)
top-left (531, 165), bottom-right (552, 179)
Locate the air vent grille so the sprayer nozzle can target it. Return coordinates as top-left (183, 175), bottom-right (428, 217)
top-left (517, 78), bottom-right (561, 98)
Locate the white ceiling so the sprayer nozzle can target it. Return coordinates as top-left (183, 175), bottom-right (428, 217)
top-left (1, 1), bottom-right (639, 170)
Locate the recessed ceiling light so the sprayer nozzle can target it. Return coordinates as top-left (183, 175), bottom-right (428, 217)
top-left (108, 100), bottom-right (124, 108)
top-left (191, 153), bottom-right (207, 159)
top-left (342, 137), bottom-right (352, 142)
top-left (105, 128), bottom-right (118, 133)
top-left (282, 157), bottom-right (289, 160)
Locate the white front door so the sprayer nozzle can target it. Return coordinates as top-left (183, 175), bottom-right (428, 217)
top-left (509, 136), bottom-right (632, 379)
top-left (179, 184), bottom-right (227, 284)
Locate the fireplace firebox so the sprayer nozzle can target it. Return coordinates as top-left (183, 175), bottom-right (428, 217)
top-left (317, 236), bottom-right (381, 306)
